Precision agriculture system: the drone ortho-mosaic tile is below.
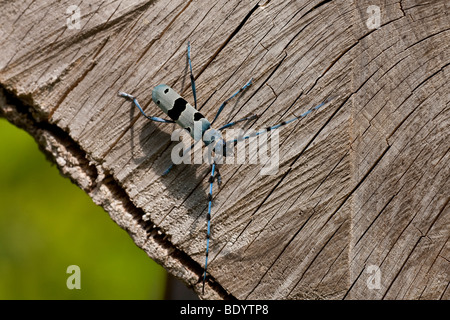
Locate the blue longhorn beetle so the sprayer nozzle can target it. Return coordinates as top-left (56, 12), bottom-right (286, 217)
top-left (119, 42), bottom-right (333, 294)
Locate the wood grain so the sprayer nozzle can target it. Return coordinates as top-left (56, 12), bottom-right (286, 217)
top-left (0, 0), bottom-right (448, 299)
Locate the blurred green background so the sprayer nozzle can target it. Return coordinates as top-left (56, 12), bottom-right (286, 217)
top-left (0, 118), bottom-right (168, 299)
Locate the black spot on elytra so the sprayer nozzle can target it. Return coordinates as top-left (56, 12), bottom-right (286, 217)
top-left (214, 141), bottom-right (228, 157)
top-left (164, 88), bottom-right (169, 94)
top-left (167, 98), bottom-right (187, 121)
top-left (194, 112), bottom-right (205, 121)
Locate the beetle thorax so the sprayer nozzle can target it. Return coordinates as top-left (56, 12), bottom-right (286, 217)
top-left (202, 128), bottom-right (222, 146)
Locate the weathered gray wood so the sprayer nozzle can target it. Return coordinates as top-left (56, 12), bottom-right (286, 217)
top-left (0, 0), bottom-right (448, 299)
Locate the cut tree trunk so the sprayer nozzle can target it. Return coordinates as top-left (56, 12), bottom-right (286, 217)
top-left (0, 0), bottom-right (448, 300)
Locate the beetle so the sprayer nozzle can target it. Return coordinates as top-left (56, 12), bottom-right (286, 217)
top-left (119, 41), bottom-right (333, 294)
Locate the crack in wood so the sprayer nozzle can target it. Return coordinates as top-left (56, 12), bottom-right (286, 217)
top-left (287, 220), bottom-right (345, 297)
top-left (136, 1), bottom-right (193, 65)
top-left (194, 2), bottom-right (260, 80)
